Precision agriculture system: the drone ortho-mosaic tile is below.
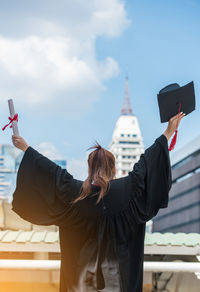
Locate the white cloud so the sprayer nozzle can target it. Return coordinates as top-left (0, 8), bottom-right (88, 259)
top-left (90, 0), bottom-right (130, 37)
top-left (35, 142), bottom-right (62, 160)
top-left (67, 155), bottom-right (88, 181)
top-left (0, 0), bottom-right (130, 116)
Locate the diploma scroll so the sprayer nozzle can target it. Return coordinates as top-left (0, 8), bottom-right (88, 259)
top-left (8, 99), bottom-right (19, 136)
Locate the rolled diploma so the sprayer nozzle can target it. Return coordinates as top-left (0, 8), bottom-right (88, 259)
top-left (8, 99), bottom-right (19, 136)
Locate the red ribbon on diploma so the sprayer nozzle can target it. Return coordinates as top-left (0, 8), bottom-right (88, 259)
top-left (2, 113), bottom-right (18, 131)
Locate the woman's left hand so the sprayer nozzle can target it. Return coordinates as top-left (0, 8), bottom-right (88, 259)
top-left (12, 135), bottom-right (29, 152)
top-left (163, 112), bottom-right (185, 141)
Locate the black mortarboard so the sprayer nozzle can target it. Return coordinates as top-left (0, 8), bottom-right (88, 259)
top-left (157, 81), bottom-right (196, 151)
top-left (157, 81), bottom-right (195, 123)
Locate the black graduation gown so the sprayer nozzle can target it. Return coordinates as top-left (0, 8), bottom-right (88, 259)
top-left (12, 134), bottom-right (172, 292)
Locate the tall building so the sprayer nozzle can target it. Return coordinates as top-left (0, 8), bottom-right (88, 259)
top-left (0, 144), bottom-right (22, 201)
top-left (109, 76), bottom-right (144, 178)
top-left (0, 155), bottom-right (11, 199)
top-left (153, 135), bottom-right (200, 233)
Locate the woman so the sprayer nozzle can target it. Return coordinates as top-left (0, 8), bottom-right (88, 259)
top-left (12, 112), bottom-right (185, 292)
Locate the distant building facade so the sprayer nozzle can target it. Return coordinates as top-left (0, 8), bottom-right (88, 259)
top-left (153, 136), bottom-right (200, 233)
top-left (109, 76), bottom-right (144, 178)
top-left (0, 144), bottom-right (22, 200)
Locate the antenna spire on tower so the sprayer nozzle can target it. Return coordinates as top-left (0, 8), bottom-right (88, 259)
top-left (121, 75), bottom-right (133, 116)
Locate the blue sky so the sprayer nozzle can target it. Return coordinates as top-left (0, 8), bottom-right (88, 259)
top-left (0, 0), bottom-right (199, 179)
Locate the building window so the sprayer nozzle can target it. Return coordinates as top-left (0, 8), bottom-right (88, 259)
top-left (195, 168), bottom-right (200, 174)
top-left (120, 134), bottom-right (124, 137)
top-left (122, 162), bottom-right (130, 166)
top-left (119, 141), bottom-right (139, 144)
top-left (171, 150), bottom-right (200, 170)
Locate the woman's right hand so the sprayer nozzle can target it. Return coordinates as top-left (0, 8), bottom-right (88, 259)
top-left (163, 112), bottom-right (186, 141)
top-left (12, 135), bottom-right (29, 152)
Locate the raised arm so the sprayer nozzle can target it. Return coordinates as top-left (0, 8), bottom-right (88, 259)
top-left (128, 112), bottom-right (186, 224)
top-left (11, 136), bottom-right (82, 227)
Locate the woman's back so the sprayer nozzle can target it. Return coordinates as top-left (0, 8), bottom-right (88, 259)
top-left (12, 134), bottom-right (172, 292)
top-left (59, 175), bottom-right (140, 291)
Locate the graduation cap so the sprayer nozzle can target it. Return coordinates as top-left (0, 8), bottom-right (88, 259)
top-left (157, 81), bottom-right (196, 151)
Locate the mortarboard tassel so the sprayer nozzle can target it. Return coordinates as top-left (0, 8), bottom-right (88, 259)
top-left (169, 102), bottom-right (181, 151)
top-left (169, 129), bottom-right (178, 151)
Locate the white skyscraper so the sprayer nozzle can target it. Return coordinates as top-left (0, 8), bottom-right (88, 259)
top-left (109, 76), bottom-right (144, 178)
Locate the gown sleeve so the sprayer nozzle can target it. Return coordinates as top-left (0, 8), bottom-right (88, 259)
top-left (12, 146), bottom-right (82, 226)
top-left (128, 134), bottom-right (172, 224)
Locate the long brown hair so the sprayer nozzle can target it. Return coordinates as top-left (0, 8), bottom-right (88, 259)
top-left (73, 141), bottom-right (116, 204)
